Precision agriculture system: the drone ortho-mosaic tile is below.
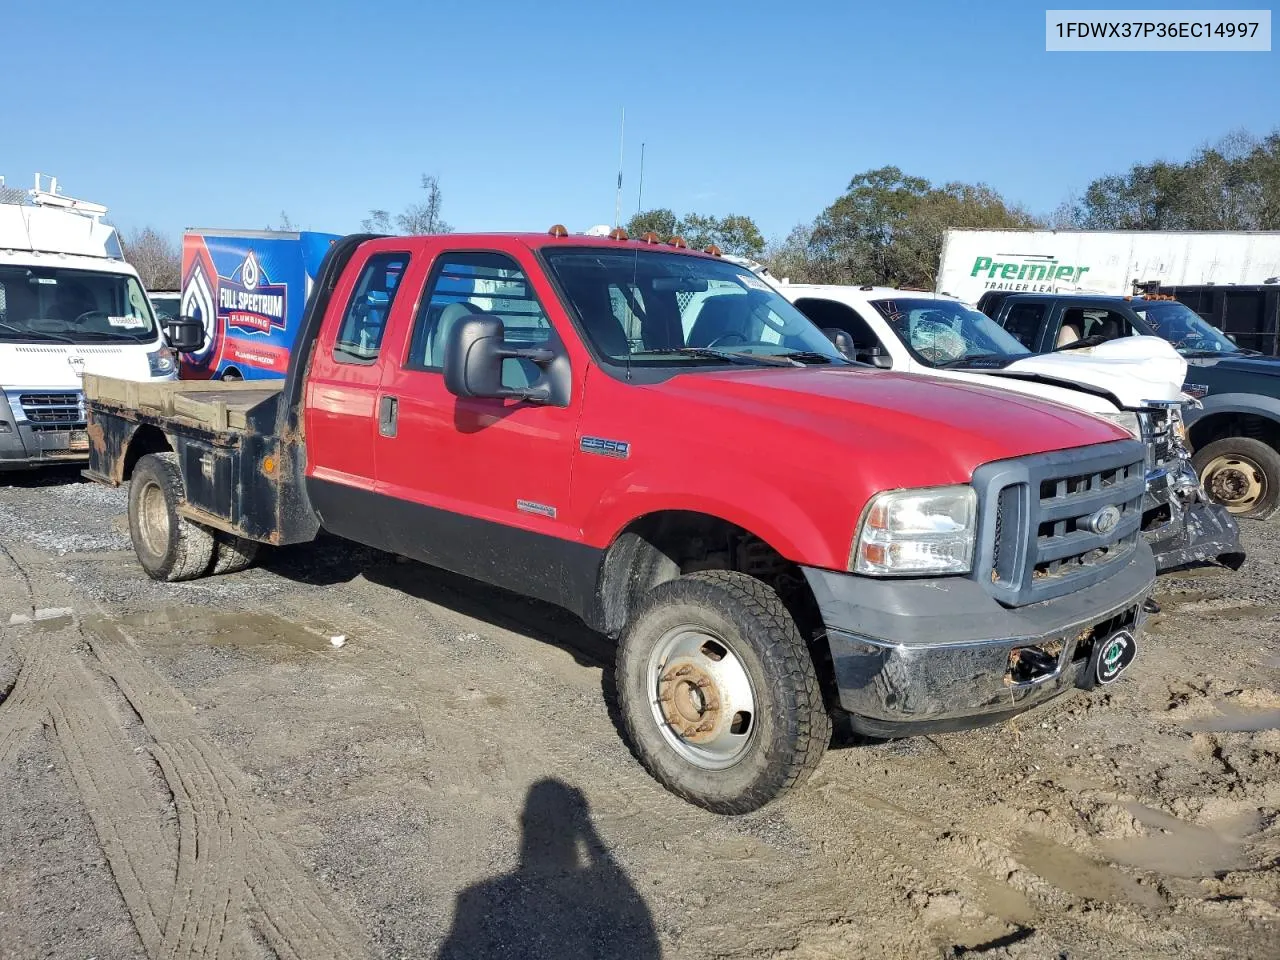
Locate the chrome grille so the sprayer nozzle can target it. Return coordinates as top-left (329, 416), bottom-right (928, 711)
top-left (18, 392), bottom-right (85, 431)
top-left (973, 440), bottom-right (1146, 607)
top-left (1137, 408), bottom-right (1175, 475)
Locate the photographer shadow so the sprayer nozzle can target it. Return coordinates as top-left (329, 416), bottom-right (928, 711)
top-left (437, 778), bottom-right (659, 960)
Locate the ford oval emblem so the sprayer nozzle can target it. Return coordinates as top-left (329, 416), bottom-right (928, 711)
top-left (1085, 504), bottom-right (1121, 536)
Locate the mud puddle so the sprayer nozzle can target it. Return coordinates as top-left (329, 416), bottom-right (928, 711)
top-left (101, 608), bottom-right (340, 658)
top-left (1013, 833), bottom-right (1165, 909)
top-left (1098, 804), bottom-right (1259, 879)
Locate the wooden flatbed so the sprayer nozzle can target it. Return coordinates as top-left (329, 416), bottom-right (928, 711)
top-left (83, 376), bottom-right (283, 433)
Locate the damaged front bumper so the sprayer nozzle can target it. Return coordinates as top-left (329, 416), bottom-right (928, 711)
top-left (803, 545), bottom-right (1157, 738)
top-left (1144, 463), bottom-right (1244, 572)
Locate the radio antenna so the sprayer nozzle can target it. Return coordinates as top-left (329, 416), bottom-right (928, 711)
top-left (613, 108), bottom-right (625, 228)
top-left (637, 142), bottom-right (645, 214)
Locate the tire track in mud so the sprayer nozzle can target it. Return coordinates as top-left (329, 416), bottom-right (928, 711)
top-left (82, 618), bottom-right (372, 960)
top-left (0, 530), bottom-right (371, 960)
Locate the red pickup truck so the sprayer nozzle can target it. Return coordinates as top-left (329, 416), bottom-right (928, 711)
top-left (84, 230), bottom-right (1156, 813)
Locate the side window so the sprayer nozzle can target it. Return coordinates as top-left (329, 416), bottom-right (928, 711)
top-left (1055, 307), bottom-right (1134, 347)
top-left (1001, 302), bottom-right (1046, 348)
top-left (792, 298), bottom-right (888, 358)
top-left (333, 252), bottom-right (409, 365)
top-left (407, 252), bottom-right (552, 389)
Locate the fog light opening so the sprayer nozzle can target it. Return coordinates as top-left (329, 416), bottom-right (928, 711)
top-left (1008, 644), bottom-right (1060, 684)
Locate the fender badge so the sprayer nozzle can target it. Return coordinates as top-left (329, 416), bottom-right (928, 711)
top-left (516, 499), bottom-right (557, 519)
top-left (580, 436), bottom-right (630, 459)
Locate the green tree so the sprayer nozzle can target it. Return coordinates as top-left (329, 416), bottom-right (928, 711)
top-left (805, 166), bottom-right (1039, 287)
top-left (1063, 130), bottom-right (1280, 230)
top-left (626, 209), bottom-right (765, 257)
top-left (626, 208), bottom-right (679, 240)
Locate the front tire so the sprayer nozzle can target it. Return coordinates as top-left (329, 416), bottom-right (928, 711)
top-left (128, 453), bottom-right (216, 581)
top-left (1193, 437), bottom-right (1280, 520)
top-left (616, 571), bottom-right (831, 814)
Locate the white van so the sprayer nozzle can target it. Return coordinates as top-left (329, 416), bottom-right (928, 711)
top-left (0, 175), bottom-right (178, 471)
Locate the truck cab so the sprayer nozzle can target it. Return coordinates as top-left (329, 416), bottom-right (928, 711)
top-left (85, 230), bottom-right (1158, 813)
top-left (979, 291), bottom-right (1280, 521)
top-left (0, 174), bottom-right (177, 472)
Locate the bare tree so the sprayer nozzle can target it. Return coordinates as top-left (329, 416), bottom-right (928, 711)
top-left (397, 174), bottom-right (452, 235)
top-left (363, 174), bottom-right (452, 235)
top-left (121, 227), bottom-right (181, 290)
top-left (267, 210), bottom-right (298, 231)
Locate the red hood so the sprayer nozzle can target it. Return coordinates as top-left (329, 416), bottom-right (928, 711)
top-left (652, 366), bottom-right (1129, 486)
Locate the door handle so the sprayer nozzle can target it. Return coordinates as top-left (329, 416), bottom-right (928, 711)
top-left (379, 395), bottom-right (398, 438)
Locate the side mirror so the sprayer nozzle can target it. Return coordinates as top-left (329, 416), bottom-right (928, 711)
top-left (164, 315), bottom-right (205, 353)
top-left (821, 327), bottom-right (857, 361)
top-left (869, 346), bottom-right (893, 369)
top-left (443, 315), bottom-right (558, 403)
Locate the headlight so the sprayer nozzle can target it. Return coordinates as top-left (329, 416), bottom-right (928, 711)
top-left (1094, 410), bottom-right (1141, 439)
top-left (147, 347), bottom-right (177, 377)
top-left (852, 485), bottom-right (977, 576)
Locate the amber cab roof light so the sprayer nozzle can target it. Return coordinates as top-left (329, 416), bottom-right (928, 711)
top-left (668, 235), bottom-right (688, 249)
top-left (703, 244), bottom-right (723, 257)
top-left (548, 224), bottom-right (568, 238)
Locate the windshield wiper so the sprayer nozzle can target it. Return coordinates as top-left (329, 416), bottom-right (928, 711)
top-left (775, 350), bottom-right (846, 365)
top-left (0, 320), bottom-right (77, 344)
top-left (641, 348), bottom-right (801, 367)
top-left (934, 353), bottom-right (1007, 369)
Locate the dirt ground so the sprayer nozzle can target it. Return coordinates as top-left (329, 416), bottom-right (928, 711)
top-left (1, 468), bottom-right (1277, 960)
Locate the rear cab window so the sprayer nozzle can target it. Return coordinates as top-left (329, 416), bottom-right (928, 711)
top-left (332, 252), bottom-right (410, 365)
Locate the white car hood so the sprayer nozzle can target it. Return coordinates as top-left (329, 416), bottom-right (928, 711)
top-left (993, 336), bottom-right (1187, 408)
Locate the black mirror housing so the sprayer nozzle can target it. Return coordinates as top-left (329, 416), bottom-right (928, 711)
top-left (821, 327), bottom-right (857, 361)
top-left (164, 315), bottom-right (205, 353)
top-left (443, 315), bottom-right (569, 405)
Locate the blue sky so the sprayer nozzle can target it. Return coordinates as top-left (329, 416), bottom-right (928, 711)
top-left (3, 0), bottom-right (1276, 243)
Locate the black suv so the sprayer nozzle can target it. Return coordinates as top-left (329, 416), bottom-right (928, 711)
top-left (978, 291), bottom-right (1280, 521)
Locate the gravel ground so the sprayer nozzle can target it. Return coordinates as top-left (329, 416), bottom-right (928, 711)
top-left (0, 467), bottom-right (1277, 960)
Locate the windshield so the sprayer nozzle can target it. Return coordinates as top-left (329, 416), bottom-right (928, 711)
top-left (149, 293), bottom-right (182, 321)
top-left (0, 266), bottom-right (158, 343)
top-left (1132, 300), bottom-right (1239, 354)
top-left (868, 297), bottom-right (1031, 366)
top-left (542, 248), bottom-right (846, 367)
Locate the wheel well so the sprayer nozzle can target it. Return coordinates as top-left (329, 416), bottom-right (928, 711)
top-left (220, 367), bottom-right (243, 381)
top-left (596, 511), bottom-right (838, 710)
top-left (600, 508), bottom-right (827, 635)
top-left (121, 425), bottom-right (172, 481)
top-left (1189, 412), bottom-right (1280, 453)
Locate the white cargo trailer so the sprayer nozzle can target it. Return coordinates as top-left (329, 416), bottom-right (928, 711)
top-left (937, 229), bottom-right (1280, 304)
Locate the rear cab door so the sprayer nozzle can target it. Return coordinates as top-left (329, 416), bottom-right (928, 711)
top-left (302, 239), bottom-right (416, 543)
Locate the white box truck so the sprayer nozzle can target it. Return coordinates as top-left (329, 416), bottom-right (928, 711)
top-left (0, 175), bottom-right (178, 471)
top-left (937, 229), bottom-right (1280, 305)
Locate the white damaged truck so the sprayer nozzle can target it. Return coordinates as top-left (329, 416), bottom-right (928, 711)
top-left (729, 271), bottom-right (1243, 572)
top-left (0, 175), bottom-right (178, 472)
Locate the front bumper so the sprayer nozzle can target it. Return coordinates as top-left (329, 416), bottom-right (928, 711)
top-left (1143, 465), bottom-right (1244, 571)
top-left (804, 544), bottom-right (1157, 737)
top-left (0, 392), bottom-right (89, 472)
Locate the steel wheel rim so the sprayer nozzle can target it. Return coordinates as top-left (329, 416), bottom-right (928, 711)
top-left (137, 480), bottom-right (171, 555)
top-left (648, 625), bottom-right (757, 770)
top-left (1201, 454), bottom-right (1266, 514)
